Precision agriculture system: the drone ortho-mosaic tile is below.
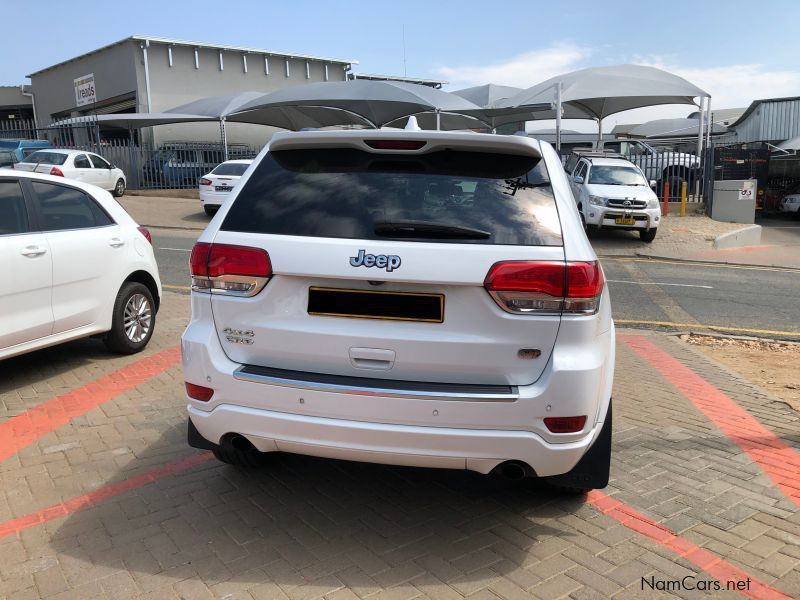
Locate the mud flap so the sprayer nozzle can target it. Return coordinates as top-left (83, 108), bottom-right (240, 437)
top-left (187, 418), bottom-right (220, 451)
top-left (542, 400), bottom-right (612, 490)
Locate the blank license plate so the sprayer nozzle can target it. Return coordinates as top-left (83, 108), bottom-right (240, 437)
top-left (308, 287), bottom-right (444, 323)
top-left (215, 185), bottom-right (233, 192)
top-left (615, 218), bottom-right (636, 225)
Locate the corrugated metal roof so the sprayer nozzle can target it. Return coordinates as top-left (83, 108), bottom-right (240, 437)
top-left (27, 35), bottom-right (358, 77)
top-left (348, 73), bottom-right (447, 88)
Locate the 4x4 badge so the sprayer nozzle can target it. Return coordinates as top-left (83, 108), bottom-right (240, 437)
top-left (349, 249), bottom-right (401, 272)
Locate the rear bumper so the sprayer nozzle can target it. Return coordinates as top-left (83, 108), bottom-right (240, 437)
top-left (200, 189), bottom-right (232, 206)
top-left (188, 403), bottom-right (604, 475)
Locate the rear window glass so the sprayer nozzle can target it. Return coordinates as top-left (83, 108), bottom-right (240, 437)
top-left (212, 163), bottom-right (250, 176)
top-left (222, 148), bottom-right (562, 246)
top-left (23, 151), bottom-right (68, 166)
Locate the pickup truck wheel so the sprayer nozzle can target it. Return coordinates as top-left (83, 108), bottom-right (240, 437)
top-left (639, 228), bottom-right (658, 242)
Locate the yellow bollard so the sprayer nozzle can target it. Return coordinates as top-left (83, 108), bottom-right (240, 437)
top-left (680, 181), bottom-right (687, 217)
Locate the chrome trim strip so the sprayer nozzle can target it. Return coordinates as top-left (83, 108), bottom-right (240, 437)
top-left (232, 367), bottom-right (519, 402)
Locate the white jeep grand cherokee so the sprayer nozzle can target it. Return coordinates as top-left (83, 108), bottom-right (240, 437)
top-left (182, 129), bottom-right (615, 491)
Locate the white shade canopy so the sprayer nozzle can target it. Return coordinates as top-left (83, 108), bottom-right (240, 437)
top-left (48, 112), bottom-right (217, 129)
top-left (628, 118), bottom-right (726, 139)
top-left (493, 64), bottom-right (709, 120)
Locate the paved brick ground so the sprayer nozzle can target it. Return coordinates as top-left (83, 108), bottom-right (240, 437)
top-left (0, 292), bottom-right (798, 599)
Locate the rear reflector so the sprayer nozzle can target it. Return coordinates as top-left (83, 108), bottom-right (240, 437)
top-left (484, 261), bottom-right (604, 315)
top-left (364, 140), bottom-right (427, 150)
top-left (137, 226), bottom-right (152, 244)
top-left (185, 382), bottom-right (214, 402)
top-left (190, 242), bottom-right (271, 297)
top-left (544, 415), bottom-right (587, 433)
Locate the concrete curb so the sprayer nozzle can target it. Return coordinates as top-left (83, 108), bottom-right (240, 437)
top-left (712, 224), bottom-right (762, 250)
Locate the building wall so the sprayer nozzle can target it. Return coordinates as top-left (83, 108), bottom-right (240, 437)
top-left (139, 42), bottom-right (349, 147)
top-left (30, 40), bottom-right (139, 125)
top-left (733, 99), bottom-right (800, 144)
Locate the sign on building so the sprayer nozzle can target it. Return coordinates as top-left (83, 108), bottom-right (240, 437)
top-left (74, 73), bottom-right (97, 107)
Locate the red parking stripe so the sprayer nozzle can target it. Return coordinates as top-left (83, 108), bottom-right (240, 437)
top-left (0, 452), bottom-right (213, 540)
top-left (587, 491), bottom-right (791, 600)
top-left (0, 345), bottom-right (181, 463)
top-left (620, 334), bottom-right (800, 509)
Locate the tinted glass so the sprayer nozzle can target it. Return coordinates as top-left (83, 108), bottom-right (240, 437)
top-left (21, 148), bottom-right (42, 158)
top-left (222, 148), bottom-right (562, 246)
top-left (212, 163), bottom-right (250, 176)
top-left (89, 154), bottom-right (110, 169)
top-left (588, 165), bottom-right (648, 186)
top-left (0, 181), bottom-right (28, 235)
top-left (31, 182), bottom-right (114, 231)
top-left (23, 151), bottom-right (68, 166)
top-left (73, 154), bottom-right (91, 169)
top-left (0, 151), bottom-right (16, 167)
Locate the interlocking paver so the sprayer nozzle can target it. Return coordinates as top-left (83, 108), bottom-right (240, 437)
top-left (0, 298), bottom-right (798, 598)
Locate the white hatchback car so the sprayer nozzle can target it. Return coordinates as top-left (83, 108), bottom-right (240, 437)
top-left (16, 149), bottom-right (127, 197)
top-left (199, 160), bottom-right (253, 216)
top-left (0, 170), bottom-right (161, 360)
top-left (565, 152), bottom-right (661, 242)
top-left (182, 130), bottom-right (614, 491)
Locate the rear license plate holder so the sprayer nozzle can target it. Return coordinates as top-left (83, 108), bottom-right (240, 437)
top-left (215, 185), bottom-right (233, 192)
top-left (308, 287), bottom-right (444, 323)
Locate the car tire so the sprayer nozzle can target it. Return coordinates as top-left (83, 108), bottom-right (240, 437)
top-left (212, 448), bottom-right (270, 467)
top-left (113, 178), bottom-right (125, 197)
top-left (639, 228), bottom-right (657, 243)
top-left (103, 282), bottom-right (156, 354)
top-left (204, 206), bottom-right (218, 217)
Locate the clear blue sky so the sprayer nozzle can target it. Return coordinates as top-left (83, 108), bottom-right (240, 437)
top-left (5, 0), bottom-right (800, 126)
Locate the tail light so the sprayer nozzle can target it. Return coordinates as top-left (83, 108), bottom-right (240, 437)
top-left (544, 415), bottom-right (587, 433)
top-left (199, 178), bottom-right (212, 186)
top-left (137, 226), bottom-right (152, 244)
top-left (190, 242), bottom-right (271, 297)
top-left (50, 167), bottom-right (64, 176)
top-left (185, 382), bottom-right (214, 402)
top-left (484, 261), bottom-right (604, 315)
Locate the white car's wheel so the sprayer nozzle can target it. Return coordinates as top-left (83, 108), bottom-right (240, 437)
top-left (103, 282), bottom-right (155, 354)
top-left (113, 178), bottom-right (126, 197)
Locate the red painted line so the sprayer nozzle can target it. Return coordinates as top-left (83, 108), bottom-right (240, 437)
top-left (587, 490), bottom-right (791, 600)
top-left (619, 335), bottom-right (800, 508)
top-left (0, 345), bottom-right (181, 463)
top-left (0, 452), bottom-right (214, 540)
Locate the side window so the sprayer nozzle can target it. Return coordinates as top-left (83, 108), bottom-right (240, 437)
top-left (73, 154), bottom-right (91, 169)
top-left (89, 154), bottom-right (111, 169)
top-left (30, 182), bottom-right (114, 231)
top-left (565, 154), bottom-right (580, 174)
top-left (575, 161), bottom-right (588, 180)
top-left (0, 180), bottom-right (29, 235)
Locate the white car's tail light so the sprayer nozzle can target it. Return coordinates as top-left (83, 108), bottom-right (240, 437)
top-left (50, 167), bottom-right (64, 177)
top-left (190, 242), bottom-right (271, 297)
top-left (137, 226), bottom-right (152, 244)
top-left (199, 178), bottom-right (213, 186)
top-left (484, 261), bottom-right (604, 315)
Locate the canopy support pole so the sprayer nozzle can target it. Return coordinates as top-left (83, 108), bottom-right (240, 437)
top-left (220, 117), bottom-right (228, 160)
top-left (705, 97), bottom-right (712, 149)
top-left (555, 82), bottom-right (562, 151)
top-left (435, 109), bottom-right (441, 131)
top-left (696, 97), bottom-right (706, 199)
top-left (597, 118), bottom-right (602, 144)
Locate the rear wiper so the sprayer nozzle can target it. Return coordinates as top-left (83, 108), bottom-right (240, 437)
top-left (374, 220), bottom-right (491, 239)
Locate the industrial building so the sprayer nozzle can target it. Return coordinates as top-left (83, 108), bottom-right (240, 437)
top-left (25, 35), bottom-right (359, 146)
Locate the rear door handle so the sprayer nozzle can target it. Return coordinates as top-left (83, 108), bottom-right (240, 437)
top-left (20, 245), bottom-right (47, 257)
top-left (108, 238), bottom-right (125, 248)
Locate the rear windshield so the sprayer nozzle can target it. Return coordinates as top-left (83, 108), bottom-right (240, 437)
top-left (212, 162), bottom-right (250, 176)
top-left (23, 151), bottom-right (68, 166)
top-left (222, 148), bottom-right (562, 246)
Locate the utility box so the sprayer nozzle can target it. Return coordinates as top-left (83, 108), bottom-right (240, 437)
top-left (711, 179), bottom-right (757, 224)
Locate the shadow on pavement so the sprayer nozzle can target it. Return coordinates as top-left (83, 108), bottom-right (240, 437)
top-left (49, 423), bottom-right (589, 589)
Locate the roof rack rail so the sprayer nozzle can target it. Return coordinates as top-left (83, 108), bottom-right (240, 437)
top-left (568, 149), bottom-right (627, 160)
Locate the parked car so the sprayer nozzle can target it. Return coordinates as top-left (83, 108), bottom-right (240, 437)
top-left (779, 192), bottom-right (800, 215)
top-left (142, 143), bottom-right (252, 189)
top-left (0, 139), bottom-right (51, 163)
top-left (15, 149), bottom-right (127, 197)
top-left (565, 150), bottom-right (661, 241)
top-left (182, 129), bottom-right (615, 492)
top-left (0, 170), bottom-right (161, 360)
top-left (199, 159), bottom-right (253, 216)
